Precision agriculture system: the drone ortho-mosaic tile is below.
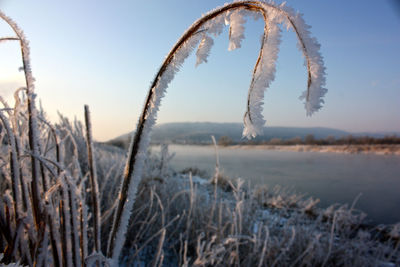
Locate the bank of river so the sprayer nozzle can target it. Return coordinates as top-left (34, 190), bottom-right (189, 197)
top-left (151, 144), bottom-right (400, 224)
top-left (229, 144), bottom-right (400, 155)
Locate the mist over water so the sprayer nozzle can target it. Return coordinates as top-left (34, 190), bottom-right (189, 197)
top-left (151, 145), bottom-right (400, 224)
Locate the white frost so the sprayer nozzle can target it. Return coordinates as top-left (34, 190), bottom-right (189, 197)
top-left (243, 9), bottom-right (282, 139)
top-left (204, 13), bottom-right (225, 37)
top-left (227, 10), bottom-right (246, 51)
top-left (196, 34), bottom-right (214, 67)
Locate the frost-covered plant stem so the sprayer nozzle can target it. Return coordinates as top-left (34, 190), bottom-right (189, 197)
top-left (79, 202), bottom-right (89, 266)
top-left (84, 105), bottom-right (101, 255)
top-left (108, 1), bottom-right (327, 262)
top-left (0, 111), bottom-right (21, 222)
top-left (37, 117), bottom-right (64, 266)
top-left (208, 136), bottom-right (220, 238)
top-left (0, 11), bottom-right (43, 232)
top-left (1, 96), bottom-right (32, 217)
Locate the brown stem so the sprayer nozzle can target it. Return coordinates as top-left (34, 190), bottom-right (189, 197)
top-left (0, 112), bottom-right (21, 222)
top-left (59, 200), bottom-right (68, 267)
top-left (84, 105), bottom-right (101, 254)
top-left (68, 187), bottom-right (79, 267)
top-left (0, 37), bottom-right (19, 42)
top-left (79, 202), bottom-right (88, 267)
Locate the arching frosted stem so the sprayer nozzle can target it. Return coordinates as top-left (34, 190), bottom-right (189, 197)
top-left (107, 1), bottom-right (327, 262)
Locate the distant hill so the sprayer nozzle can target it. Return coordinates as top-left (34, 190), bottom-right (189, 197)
top-left (107, 122), bottom-right (361, 148)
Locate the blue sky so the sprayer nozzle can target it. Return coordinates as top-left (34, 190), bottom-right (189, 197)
top-left (1, 0), bottom-right (399, 141)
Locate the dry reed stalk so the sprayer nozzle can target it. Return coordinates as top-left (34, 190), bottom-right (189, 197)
top-left (257, 226), bottom-right (269, 267)
top-left (79, 202), bottom-right (88, 267)
top-left (58, 200), bottom-right (67, 267)
top-left (0, 37), bottom-right (19, 41)
top-left (68, 184), bottom-right (81, 267)
top-left (207, 136), bottom-right (219, 239)
top-left (14, 132), bottom-right (31, 216)
top-left (0, 111), bottom-right (21, 222)
top-left (185, 173), bottom-right (195, 239)
top-left (322, 212), bottom-right (337, 267)
top-left (47, 213), bottom-right (62, 267)
top-left (84, 105), bottom-right (101, 254)
top-left (152, 228), bottom-right (166, 267)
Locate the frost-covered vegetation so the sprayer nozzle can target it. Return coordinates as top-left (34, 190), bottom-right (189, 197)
top-left (1, 1), bottom-right (399, 266)
top-left (1, 115), bottom-right (400, 266)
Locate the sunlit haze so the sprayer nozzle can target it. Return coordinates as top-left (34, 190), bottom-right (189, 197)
top-left (1, 0), bottom-right (399, 141)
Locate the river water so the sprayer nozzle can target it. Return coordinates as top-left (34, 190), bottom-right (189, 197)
top-left (151, 145), bottom-right (400, 224)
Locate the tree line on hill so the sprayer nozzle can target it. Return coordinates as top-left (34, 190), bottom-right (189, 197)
top-left (217, 134), bottom-right (400, 146)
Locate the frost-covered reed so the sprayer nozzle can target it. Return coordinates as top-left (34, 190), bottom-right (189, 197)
top-left (109, 1), bottom-right (327, 261)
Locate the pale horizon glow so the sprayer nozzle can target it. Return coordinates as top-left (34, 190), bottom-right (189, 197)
top-left (1, 0), bottom-right (399, 141)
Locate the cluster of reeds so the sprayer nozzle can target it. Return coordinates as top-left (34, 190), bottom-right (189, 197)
top-left (0, 95), bottom-right (102, 266)
top-left (0, 10), bottom-right (112, 265)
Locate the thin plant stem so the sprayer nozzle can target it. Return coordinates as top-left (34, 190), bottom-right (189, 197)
top-left (0, 111), bottom-right (21, 222)
top-left (84, 105), bottom-right (101, 254)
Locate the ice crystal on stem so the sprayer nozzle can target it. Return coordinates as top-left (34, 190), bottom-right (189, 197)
top-left (227, 10), bottom-right (246, 51)
top-left (196, 34), bottom-right (214, 66)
